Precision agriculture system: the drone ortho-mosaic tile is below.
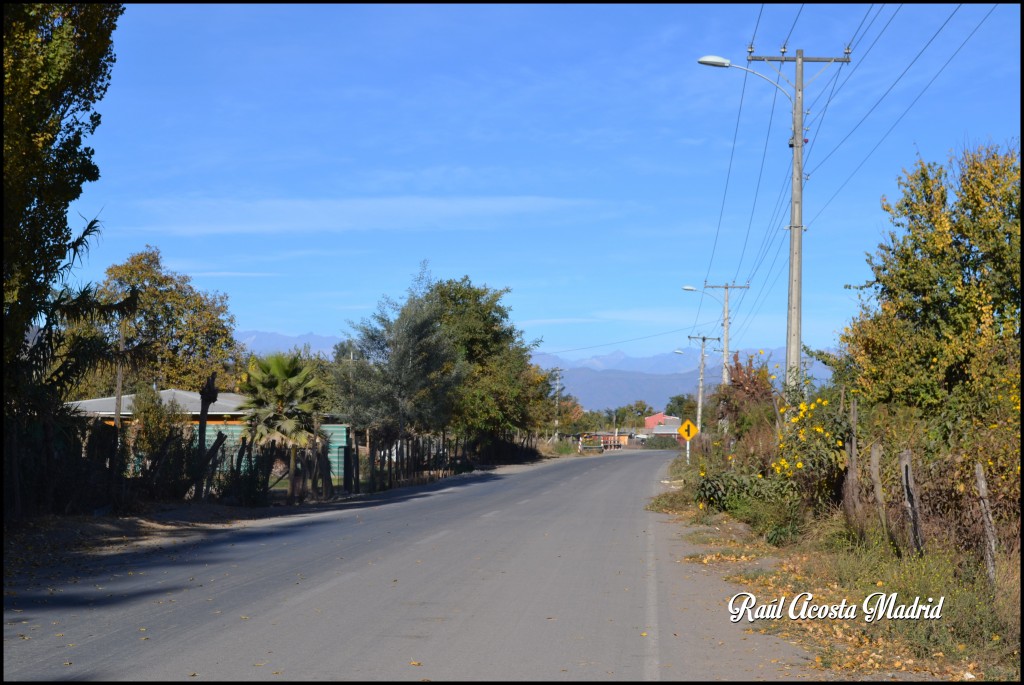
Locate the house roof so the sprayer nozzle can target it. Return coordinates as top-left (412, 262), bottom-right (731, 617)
top-left (651, 424), bottom-right (685, 435)
top-left (67, 389), bottom-right (248, 417)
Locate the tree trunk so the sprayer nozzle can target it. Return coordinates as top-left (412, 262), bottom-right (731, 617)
top-left (196, 373), bottom-right (218, 487)
top-left (352, 435), bottom-right (360, 494)
top-left (286, 445), bottom-right (298, 505)
top-left (191, 431), bottom-right (227, 500)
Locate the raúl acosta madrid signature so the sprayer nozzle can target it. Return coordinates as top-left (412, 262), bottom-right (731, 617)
top-left (728, 591), bottom-right (945, 623)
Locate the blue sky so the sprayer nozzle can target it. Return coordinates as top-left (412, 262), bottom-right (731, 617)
top-left (67, 4), bottom-right (1021, 362)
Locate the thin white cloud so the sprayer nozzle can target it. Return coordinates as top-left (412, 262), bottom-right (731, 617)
top-left (520, 317), bottom-right (606, 326)
top-left (130, 196), bottom-right (594, 236)
top-left (190, 271), bottom-right (280, 277)
top-left (593, 308), bottom-right (687, 324)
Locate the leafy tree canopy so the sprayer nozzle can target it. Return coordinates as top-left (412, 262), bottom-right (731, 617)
top-left (4, 3), bottom-right (124, 384)
top-left (425, 273), bottom-right (546, 439)
top-left (841, 143), bottom-right (1020, 412)
top-left (73, 245), bottom-right (243, 397)
top-left (238, 351), bottom-right (323, 448)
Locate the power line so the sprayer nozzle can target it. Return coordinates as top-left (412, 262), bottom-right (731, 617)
top-left (806, 3), bottom-right (991, 227)
top-left (805, 4), bottom-right (961, 179)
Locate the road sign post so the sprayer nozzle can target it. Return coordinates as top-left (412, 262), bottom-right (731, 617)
top-left (677, 420), bottom-right (699, 465)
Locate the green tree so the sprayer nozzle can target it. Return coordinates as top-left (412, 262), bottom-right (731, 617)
top-left (838, 142), bottom-right (1020, 517)
top-left (3, 223), bottom-right (135, 518)
top-left (4, 4), bottom-right (126, 519)
top-left (238, 352), bottom-right (324, 503)
top-left (842, 143), bottom-right (1020, 412)
top-left (620, 400), bottom-right (654, 433)
top-left (344, 284), bottom-right (466, 439)
top-left (239, 352), bottom-right (322, 448)
top-left (426, 274), bottom-right (545, 457)
top-left (665, 393), bottom-right (697, 421)
top-left (4, 3), bottom-right (124, 381)
top-left (74, 245), bottom-right (243, 397)
top-left (126, 384), bottom-right (194, 498)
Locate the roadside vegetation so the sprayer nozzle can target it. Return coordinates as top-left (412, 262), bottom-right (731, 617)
top-left (651, 143), bottom-right (1020, 681)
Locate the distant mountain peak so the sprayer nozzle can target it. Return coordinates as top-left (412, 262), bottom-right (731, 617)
top-left (235, 332), bottom-right (832, 411)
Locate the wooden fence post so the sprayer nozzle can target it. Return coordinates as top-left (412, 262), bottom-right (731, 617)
top-left (974, 462), bottom-right (999, 587)
top-left (842, 398), bottom-right (866, 537)
top-left (898, 449), bottom-right (925, 556)
top-left (869, 443), bottom-right (901, 557)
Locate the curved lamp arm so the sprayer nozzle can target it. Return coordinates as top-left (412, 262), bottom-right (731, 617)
top-left (697, 55), bottom-right (792, 102)
top-left (682, 285), bottom-right (723, 307)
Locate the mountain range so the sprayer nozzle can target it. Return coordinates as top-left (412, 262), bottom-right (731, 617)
top-left (236, 331), bottom-right (830, 412)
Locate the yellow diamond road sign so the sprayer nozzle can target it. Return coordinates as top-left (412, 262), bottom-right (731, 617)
top-left (678, 420), bottom-right (699, 442)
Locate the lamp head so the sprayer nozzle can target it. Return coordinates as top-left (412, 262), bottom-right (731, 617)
top-left (698, 55), bottom-right (731, 68)
top-left (682, 285), bottom-right (697, 292)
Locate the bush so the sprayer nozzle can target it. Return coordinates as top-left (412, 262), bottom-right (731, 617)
top-left (694, 467), bottom-right (804, 545)
top-left (644, 435), bottom-right (682, 450)
top-left (775, 393), bottom-right (848, 510)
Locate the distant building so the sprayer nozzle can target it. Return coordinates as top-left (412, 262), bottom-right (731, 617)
top-left (644, 412), bottom-right (680, 430)
top-left (644, 412), bottom-right (685, 446)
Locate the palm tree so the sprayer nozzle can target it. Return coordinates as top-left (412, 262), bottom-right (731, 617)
top-left (238, 352), bottom-right (323, 503)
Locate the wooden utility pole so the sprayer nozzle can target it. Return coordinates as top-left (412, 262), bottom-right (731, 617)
top-left (687, 335), bottom-right (719, 433)
top-left (704, 283), bottom-right (748, 384)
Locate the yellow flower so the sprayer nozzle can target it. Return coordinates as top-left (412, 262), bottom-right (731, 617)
top-left (698, 502), bottom-right (704, 510)
top-left (757, 474), bottom-right (763, 479)
top-left (837, 439), bottom-right (843, 447)
top-left (796, 462), bottom-right (803, 469)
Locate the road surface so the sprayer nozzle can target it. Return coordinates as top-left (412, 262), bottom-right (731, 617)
top-left (4, 449), bottom-right (816, 681)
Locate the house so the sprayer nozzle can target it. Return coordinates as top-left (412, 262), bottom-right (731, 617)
top-left (644, 412), bottom-right (679, 430)
top-left (644, 412), bottom-right (686, 446)
top-left (68, 389), bottom-right (249, 424)
top-left (67, 389), bottom-right (350, 474)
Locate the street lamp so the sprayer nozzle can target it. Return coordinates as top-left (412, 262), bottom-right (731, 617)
top-left (699, 52), bottom-right (804, 389)
top-left (674, 346), bottom-right (706, 434)
top-left (682, 285), bottom-right (732, 385)
top-left (698, 49), bottom-right (847, 389)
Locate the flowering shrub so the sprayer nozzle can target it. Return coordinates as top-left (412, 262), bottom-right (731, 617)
top-left (776, 394), bottom-right (849, 509)
top-left (694, 463), bottom-right (804, 545)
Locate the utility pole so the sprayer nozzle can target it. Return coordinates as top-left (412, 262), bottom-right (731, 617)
top-left (705, 283), bottom-right (748, 385)
top-left (551, 367), bottom-right (561, 441)
top-left (688, 334), bottom-right (720, 433)
top-left (746, 48), bottom-right (850, 389)
top-left (699, 48), bottom-right (849, 391)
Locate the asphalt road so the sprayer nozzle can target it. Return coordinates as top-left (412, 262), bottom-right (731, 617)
top-left (4, 449), bottom-right (816, 681)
